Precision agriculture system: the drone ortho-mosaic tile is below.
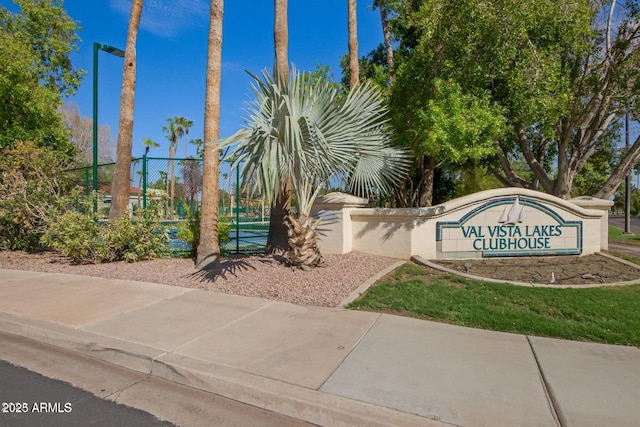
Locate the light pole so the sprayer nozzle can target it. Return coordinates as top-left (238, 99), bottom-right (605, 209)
top-left (625, 112), bottom-right (632, 234)
top-left (92, 42), bottom-right (125, 196)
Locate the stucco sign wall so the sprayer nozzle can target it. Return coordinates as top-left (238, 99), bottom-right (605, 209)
top-left (436, 196), bottom-right (582, 257)
top-left (312, 188), bottom-right (610, 260)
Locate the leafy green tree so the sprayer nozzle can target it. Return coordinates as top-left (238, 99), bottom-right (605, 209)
top-left (391, 77), bottom-right (505, 206)
top-left (0, 141), bottom-right (72, 250)
top-left (0, 0), bottom-right (83, 154)
top-left (220, 69), bottom-right (409, 269)
top-left (384, 0), bottom-right (640, 201)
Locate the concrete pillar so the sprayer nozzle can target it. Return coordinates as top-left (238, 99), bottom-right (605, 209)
top-left (570, 196), bottom-right (614, 251)
top-left (310, 192), bottom-right (368, 254)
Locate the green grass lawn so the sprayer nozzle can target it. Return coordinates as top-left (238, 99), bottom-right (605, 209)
top-left (608, 225), bottom-right (640, 246)
top-left (348, 263), bottom-right (640, 347)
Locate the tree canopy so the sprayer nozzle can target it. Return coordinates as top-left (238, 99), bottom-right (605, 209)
top-left (0, 0), bottom-right (83, 154)
top-left (371, 0), bottom-right (640, 202)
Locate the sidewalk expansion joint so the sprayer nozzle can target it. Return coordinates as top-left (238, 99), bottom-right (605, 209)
top-left (318, 312), bottom-right (382, 390)
top-left (526, 335), bottom-right (563, 427)
top-left (171, 301), bottom-right (278, 354)
top-left (104, 371), bottom-right (153, 401)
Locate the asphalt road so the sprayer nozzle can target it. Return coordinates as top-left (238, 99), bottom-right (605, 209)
top-left (609, 215), bottom-right (640, 234)
top-left (0, 333), bottom-right (311, 427)
top-left (0, 360), bottom-right (174, 427)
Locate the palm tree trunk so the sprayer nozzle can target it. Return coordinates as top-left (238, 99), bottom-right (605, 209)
top-left (274, 0), bottom-right (288, 82)
top-left (266, 0), bottom-right (291, 254)
top-left (196, 0), bottom-right (223, 269)
top-left (109, 0), bottom-right (143, 220)
top-left (379, 1), bottom-right (395, 84)
top-left (266, 181), bottom-right (291, 254)
top-left (348, 0), bottom-right (360, 89)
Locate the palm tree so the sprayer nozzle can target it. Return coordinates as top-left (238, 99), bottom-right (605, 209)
top-left (163, 117), bottom-right (184, 215)
top-left (175, 116), bottom-right (193, 157)
top-left (137, 137), bottom-right (159, 208)
top-left (109, 0), bottom-right (144, 220)
top-left (196, 0), bottom-right (223, 269)
top-left (267, 0), bottom-right (291, 254)
top-left (348, 0), bottom-right (360, 89)
top-left (142, 136), bottom-right (160, 156)
top-left (190, 138), bottom-right (204, 157)
top-left (374, 0), bottom-right (395, 84)
top-left (220, 69), bottom-right (409, 269)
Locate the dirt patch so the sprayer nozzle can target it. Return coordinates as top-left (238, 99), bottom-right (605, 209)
top-left (430, 254), bottom-right (640, 285)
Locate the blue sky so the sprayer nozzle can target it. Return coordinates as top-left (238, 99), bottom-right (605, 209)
top-left (5, 0), bottom-right (386, 159)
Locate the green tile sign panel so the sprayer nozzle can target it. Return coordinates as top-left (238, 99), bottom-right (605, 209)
top-left (436, 196), bottom-right (582, 257)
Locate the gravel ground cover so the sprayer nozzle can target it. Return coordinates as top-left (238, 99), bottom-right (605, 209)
top-left (3, 250), bottom-right (639, 307)
top-left (0, 250), bottom-right (400, 307)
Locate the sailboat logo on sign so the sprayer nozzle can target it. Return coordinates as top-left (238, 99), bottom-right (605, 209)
top-left (498, 196), bottom-right (525, 225)
top-left (435, 195), bottom-right (583, 257)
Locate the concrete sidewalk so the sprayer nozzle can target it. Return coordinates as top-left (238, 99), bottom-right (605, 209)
top-left (0, 268), bottom-right (639, 426)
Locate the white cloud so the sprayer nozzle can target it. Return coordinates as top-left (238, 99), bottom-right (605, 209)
top-left (110, 0), bottom-right (208, 38)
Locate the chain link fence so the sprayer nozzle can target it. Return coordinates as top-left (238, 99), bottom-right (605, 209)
top-left (63, 157), bottom-right (270, 254)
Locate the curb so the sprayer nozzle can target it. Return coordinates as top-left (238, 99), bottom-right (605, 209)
top-left (0, 312), bottom-right (444, 427)
top-left (412, 254), bottom-right (640, 289)
top-left (338, 260), bottom-right (406, 308)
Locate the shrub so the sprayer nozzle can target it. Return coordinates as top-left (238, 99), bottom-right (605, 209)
top-left (41, 209), bottom-right (103, 263)
top-left (42, 201), bottom-right (169, 263)
top-left (176, 202), bottom-right (232, 257)
top-left (0, 141), bottom-right (72, 250)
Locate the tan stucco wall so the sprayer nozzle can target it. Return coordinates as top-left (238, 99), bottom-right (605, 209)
top-left (312, 189), bottom-right (612, 260)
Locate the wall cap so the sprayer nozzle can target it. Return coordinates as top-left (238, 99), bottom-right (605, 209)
top-left (313, 192), bottom-right (368, 210)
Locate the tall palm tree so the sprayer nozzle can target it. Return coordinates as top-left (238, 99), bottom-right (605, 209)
top-left (375, 0), bottom-right (395, 84)
top-left (109, 0), bottom-right (144, 219)
top-left (221, 69), bottom-right (409, 269)
top-left (190, 138), bottom-right (204, 158)
top-left (163, 117), bottom-right (184, 215)
top-left (196, 0), bottom-right (223, 269)
top-left (175, 116), bottom-right (193, 157)
top-left (348, 0), bottom-right (360, 89)
top-left (142, 136), bottom-right (160, 156)
top-left (266, 0), bottom-right (291, 254)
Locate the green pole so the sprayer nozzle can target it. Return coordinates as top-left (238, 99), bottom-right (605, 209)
top-left (142, 154), bottom-right (147, 209)
top-left (92, 42), bottom-right (99, 211)
top-left (236, 163), bottom-right (240, 254)
top-left (92, 42), bottom-right (125, 212)
top-left (85, 167), bottom-right (90, 196)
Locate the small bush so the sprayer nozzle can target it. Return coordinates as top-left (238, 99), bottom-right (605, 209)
top-left (0, 142), bottom-right (72, 251)
top-left (42, 210), bottom-right (103, 263)
top-left (176, 202), bottom-right (232, 257)
top-left (43, 201), bottom-right (169, 263)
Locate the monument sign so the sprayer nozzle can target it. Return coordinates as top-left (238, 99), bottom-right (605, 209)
top-left (436, 196), bottom-right (582, 257)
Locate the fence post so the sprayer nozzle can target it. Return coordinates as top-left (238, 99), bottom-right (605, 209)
top-left (235, 162), bottom-right (240, 254)
top-left (142, 154), bottom-right (147, 209)
top-left (85, 167), bottom-right (90, 196)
